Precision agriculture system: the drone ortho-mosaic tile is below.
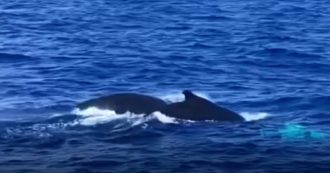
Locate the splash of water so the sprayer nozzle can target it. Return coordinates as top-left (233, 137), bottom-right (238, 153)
top-left (240, 112), bottom-right (270, 121)
top-left (72, 107), bottom-right (178, 126)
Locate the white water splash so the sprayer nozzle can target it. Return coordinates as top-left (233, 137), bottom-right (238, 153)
top-left (151, 111), bottom-right (178, 124)
top-left (72, 107), bottom-right (178, 126)
top-left (72, 107), bottom-right (142, 126)
top-left (240, 112), bottom-right (270, 121)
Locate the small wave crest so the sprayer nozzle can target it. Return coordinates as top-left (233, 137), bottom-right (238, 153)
top-left (151, 111), bottom-right (178, 124)
top-left (240, 112), bottom-right (270, 121)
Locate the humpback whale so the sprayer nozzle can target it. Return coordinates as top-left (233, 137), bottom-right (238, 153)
top-left (159, 90), bottom-right (244, 121)
top-left (77, 93), bottom-right (167, 114)
top-left (77, 90), bottom-right (244, 122)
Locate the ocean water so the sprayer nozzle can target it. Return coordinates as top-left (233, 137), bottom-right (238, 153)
top-left (1, 0), bottom-right (330, 172)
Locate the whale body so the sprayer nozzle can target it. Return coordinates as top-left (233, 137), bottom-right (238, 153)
top-left (77, 93), bottom-right (167, 114)
top-left (159, 90), bottom-right (244, 122)
top-left (77, 90), bottom-right (244, 122)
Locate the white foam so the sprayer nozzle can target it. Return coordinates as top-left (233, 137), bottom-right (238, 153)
top-left (72, 107), bottom-right (147, 126)
top-left (72, 107), bottom-right (179, 126)
top-left (240, 112), bottom-right (270, 121)
top-left (50, 113), bottom-right (66, 118)
top-left (151, 111), bottom-right (178, 124)
top-left (73, 107), bottom-right (117, 118)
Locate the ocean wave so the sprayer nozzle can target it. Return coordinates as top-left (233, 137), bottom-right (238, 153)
top-left (0, 52), bottom-right (37, 63)
top-left (240, 112), bottom-right (270, 121)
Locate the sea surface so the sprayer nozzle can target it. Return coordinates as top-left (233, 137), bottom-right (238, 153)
top-left (1, 0), bottom-right (330, 172)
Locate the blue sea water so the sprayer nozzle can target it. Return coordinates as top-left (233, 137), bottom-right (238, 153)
top-left (1, 0), bottom-right (330, 172)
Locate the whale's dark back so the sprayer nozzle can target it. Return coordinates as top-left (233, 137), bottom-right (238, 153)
top-left (78, 91), bottom-right (244, 122)
top-left (160, 91), bottom-right (244, 121)
top-left (77, 93), bottom-right (167, 114)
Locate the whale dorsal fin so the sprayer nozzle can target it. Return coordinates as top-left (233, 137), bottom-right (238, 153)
top-left (183, 90), bottom-right (197, 101)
